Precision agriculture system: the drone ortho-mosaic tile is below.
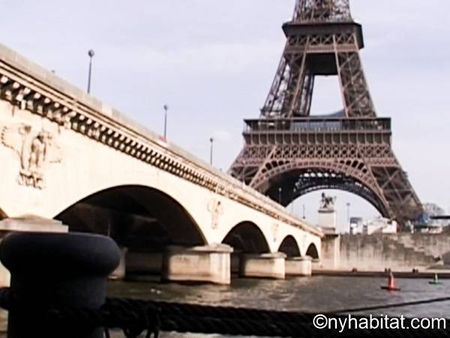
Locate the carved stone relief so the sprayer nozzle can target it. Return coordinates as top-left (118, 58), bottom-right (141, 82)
top-left (1, 123), bottom-right (62, 189)
top-left (207, 198), bottom-right (224, 230)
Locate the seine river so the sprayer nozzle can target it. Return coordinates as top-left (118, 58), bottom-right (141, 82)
top-left (107, 276), bottom-right (450, 337)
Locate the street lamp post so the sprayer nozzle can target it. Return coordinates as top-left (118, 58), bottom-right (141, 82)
top-left (87, 49), bottom-right (95, 94)
top-left (290, 189), bottom-right (295, 214)
top-left (278, 187), bottom-right (282, 204)
top-left (346, 202), bottom-right (351, 223)
top-left (209, 137), bottom-right (214, 165)
top-left (163, 104), bottom-right (168, 139)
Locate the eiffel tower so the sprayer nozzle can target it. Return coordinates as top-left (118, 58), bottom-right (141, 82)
top-left (229, 0), bottom-right (422, 225)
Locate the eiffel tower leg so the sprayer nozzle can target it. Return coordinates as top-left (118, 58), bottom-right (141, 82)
top-left (336, 50), bottom-right (375, 117)
top-left (370, 158), bottom-right (422, 224)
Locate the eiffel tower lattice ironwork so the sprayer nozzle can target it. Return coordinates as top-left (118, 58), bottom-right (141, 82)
top-left (229, 0), bottom-right (422, 224)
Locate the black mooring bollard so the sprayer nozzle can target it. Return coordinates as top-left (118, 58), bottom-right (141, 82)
top-left (0, 232), bottom-right (120, 338)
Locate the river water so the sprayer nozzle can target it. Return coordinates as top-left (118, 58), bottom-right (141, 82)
top-left (107, 276), bottom-right (450, 337)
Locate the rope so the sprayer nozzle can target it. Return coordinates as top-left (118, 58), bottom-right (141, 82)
top-left (0, 287), bottom-right (449, 337)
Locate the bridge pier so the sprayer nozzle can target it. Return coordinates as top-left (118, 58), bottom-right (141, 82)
top-left (315, 234), bottom-right (340, 270)
top-left (285, 256), bottom-right (312, 276)
top-left (110, 247), bottom-right (128, 280)
top-left (162, 244), bottom-right (233, 284)
top-left (240, 252), bottom-right (286, 279)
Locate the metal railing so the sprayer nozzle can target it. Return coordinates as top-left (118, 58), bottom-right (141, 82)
top-left (244, 118), bottom-right (391, 134)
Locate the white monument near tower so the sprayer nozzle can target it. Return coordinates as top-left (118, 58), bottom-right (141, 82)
top-left (317, 192), bottom-right (337, 234)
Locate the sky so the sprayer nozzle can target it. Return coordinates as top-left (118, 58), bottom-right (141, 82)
top-left (2, 0), bottom-right (450, 229)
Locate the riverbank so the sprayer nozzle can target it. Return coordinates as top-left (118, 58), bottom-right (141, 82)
top-left (313, 268), bottom-right (450, 279)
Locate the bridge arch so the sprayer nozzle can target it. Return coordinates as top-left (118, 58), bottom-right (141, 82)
top-left (305, 243), bottom-right (319, 259)
top-left (221, 221), bottom-right (270, 254)
top-left (252, 164), bottom-right (390, 218)
top-left (278, 235), bottom-right (301, 257)
top-left (56, 185), bottom-right (206, 250)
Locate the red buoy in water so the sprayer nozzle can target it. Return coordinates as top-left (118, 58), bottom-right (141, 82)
top-left (381, 272), bottom-right (401, 291)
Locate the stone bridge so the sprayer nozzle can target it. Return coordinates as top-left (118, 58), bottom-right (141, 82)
top-left (0, 44), bottom-right (322, 284)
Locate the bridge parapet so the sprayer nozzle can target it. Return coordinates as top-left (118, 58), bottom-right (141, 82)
top-left (0, 44), bottom-right (322, 238)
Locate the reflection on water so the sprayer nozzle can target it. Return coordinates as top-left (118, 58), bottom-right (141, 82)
top-left (106, 276), bottom-right (450, 337)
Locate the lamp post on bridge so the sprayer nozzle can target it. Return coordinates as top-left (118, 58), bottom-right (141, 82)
top-left (290, 188), bottom-right (296, 214)
top-left (87, 49), bottom-right (95, 94)
top-left (209, 137), bottom-right (214, 166)
top-left (346, 202), bottom-right (351, 224)
top-left (163, 104), bottom-right (168, 140)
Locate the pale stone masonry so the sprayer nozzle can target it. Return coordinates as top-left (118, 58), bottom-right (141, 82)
top-left (0, 43), bottom-right (322, 238)
top-left (0, 44), bottom-right (322, 284)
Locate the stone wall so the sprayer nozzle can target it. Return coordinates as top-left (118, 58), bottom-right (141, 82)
top-left (388, 233), bottom-right (450, 259)
top-left (317, 233), bottom-right (450, 271)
